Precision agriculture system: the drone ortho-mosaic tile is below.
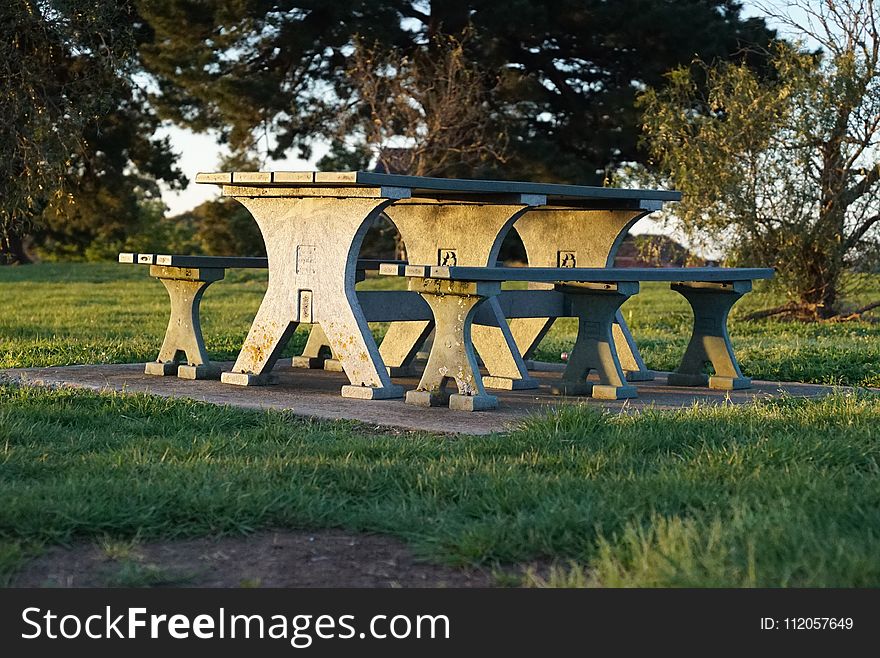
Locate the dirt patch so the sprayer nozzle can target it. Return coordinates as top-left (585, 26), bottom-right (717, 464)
top-left (11, 530), bottom-right (504, 588)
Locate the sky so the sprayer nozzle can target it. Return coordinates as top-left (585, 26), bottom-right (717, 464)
top-left (156, 1), bottom-right (807, 217)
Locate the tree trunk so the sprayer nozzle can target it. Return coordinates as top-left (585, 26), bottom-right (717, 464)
top-left (799, 251), bottom-right (840, 319)
top-left (0, 233), bottom-right (33, 265)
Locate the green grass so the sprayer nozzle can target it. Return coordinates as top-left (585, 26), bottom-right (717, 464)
top-left (1, 262), bottom-right (879, 587)
top-left (2, 263), bottom-right (879, 386)
top-left (0, 384), bottom-right (878, 587)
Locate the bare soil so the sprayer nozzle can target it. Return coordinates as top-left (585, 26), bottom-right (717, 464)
top-left (11, 530), bottom-right (509, 588)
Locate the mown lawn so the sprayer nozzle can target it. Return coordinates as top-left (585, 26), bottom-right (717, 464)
top-left (1, 262), bottom-right (879, 587)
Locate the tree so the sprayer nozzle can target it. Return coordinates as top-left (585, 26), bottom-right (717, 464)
top-left (34, 91), bottom-right (186, 261)
top-left (638, 0), bottom-right (880, 319)
top-left (181, 199), bottom-right (266, 257)
top-left (135, 1), bottom-right (775, 182)
top-left (1, 1), bottom-right (183, 264)
top-left (331, 30), bottom-right (508, 177)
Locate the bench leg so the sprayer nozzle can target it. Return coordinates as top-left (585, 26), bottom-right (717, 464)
top-left (378, 320), bottom-right (434, 376)
top-left (474, 297), bottom-right (539, 390)
top-left (667, 281), bottom-right (752, 390)
top-left (552, 283), bottom-right (639, 400)
top-left (405, 279), bottom-right (500, 411)
top-left (292, 324), bottom-right (334, 369)
top-left (145, 266), bottom-right (224, 380)
top-left (612, 312), bottom-right (655, 381)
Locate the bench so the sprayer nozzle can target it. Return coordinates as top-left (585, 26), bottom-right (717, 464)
top-left (119, 253), bottom-right (398, 379)
top-left (380, 264), bottom-right (773, 411)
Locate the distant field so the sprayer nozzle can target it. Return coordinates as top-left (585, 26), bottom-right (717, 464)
top-left (1, 262), bottom-right (879, 588)
top-left (2, 262), bottom-right (878, 386)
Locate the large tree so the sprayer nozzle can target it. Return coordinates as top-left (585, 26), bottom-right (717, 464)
top-left (639, 0), bottom-right (880, 319)
top-left (136, 0), bottom-right (775, 182)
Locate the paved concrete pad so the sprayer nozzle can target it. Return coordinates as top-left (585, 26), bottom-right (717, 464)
top-left (2, 362), bottom-right (850, 435)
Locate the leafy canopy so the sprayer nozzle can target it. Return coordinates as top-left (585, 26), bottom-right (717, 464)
top-left (135, 0), bottom-right (775, 182)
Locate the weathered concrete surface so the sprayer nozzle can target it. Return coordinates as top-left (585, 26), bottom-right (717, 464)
top-left (1, 362), bottom-right (855, 436)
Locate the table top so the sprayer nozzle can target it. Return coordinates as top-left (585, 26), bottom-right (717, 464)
top-left (195, 170), bottom-right (681, 206)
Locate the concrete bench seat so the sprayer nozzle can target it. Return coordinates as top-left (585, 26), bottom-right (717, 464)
top-left (119, 253), bottom-right (401, 380)
top-left (380, 264), bottom-right (773, 411)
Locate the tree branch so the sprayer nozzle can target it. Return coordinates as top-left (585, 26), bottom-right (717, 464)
top-left (830, 299), bottom-right (880, 321)
top-left (740, 302), bottom-right (802, 321)
top-left (845, 212), bottom-right (880, 250)
top-left (399, 4), bottom-right (430, 25)
top-left (842, 163), bottom-right (880, 207)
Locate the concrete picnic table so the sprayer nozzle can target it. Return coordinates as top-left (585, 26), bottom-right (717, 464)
top-left (195, 171), bottom-right (680, 399)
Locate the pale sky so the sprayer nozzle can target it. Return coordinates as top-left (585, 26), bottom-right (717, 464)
top-left (157, 1), bottom-right (804, 217)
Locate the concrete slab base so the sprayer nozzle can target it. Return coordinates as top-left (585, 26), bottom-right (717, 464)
top-left (624, 369), bottom-right (656, 382)
top-left (551, 382), bottom-right (639, 400)
top-left (323, 359), bottom-right (345, 373)
top-left (144, 361), bottom-right (177, 376)
top-left (220, 372), bottom-right (278, 386)
top-left (291, 356), bottom-right (326, 369)
top-left (709, 376), bottom-right (752, 390)
top-left (482, 376), bottom-right (540, 391)
top-left (340, 384), bottom-right (405, 400)
top-left (1, 362), bottom-right (858, 436)
top-left (405, 390), bottom-right (450, 407)
top-left (177, 364), bottom-right (222, 380)
top-left (449, 393), bottom-right (498, 411)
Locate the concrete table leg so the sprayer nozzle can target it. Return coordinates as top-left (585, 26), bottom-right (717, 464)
top-left (472, 297), bottom-right (538, 390)
top-left (551, 283), bottom-right (640, 400)
top-left (292, 323), bottom-right (333, 369)
top-left (220, 196), bottom-right (404, 399)
top-left (378, 320), bottom-right (434, 376)
top-left (405, 279), bottom-right (500, 411)
top-left (294, 270), bottom-right (366, 371)
top-left (382, 202), bottom-right (538, 389)
top-left (144, 265), bottom-right (224, 380)
top-left (667, 281), bottom-right (752, 390)
top-left (512, 207), bottom-right (656, 381)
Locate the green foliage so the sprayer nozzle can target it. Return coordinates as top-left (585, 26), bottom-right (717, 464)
top-left (1, 1), bottom-right (184, 264)
top-left (178, 199), bottom-right (266, 258)
top-left (33, 98), bottom-right (187, 261)
top-left (638, 2), bottom-right (880, 316)
top-left (1, 383), bottom-right (879, 587)
top-left (1, 1), bottom-right (133, 261)
top-left (135, 1), bottom-right (775, 182)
